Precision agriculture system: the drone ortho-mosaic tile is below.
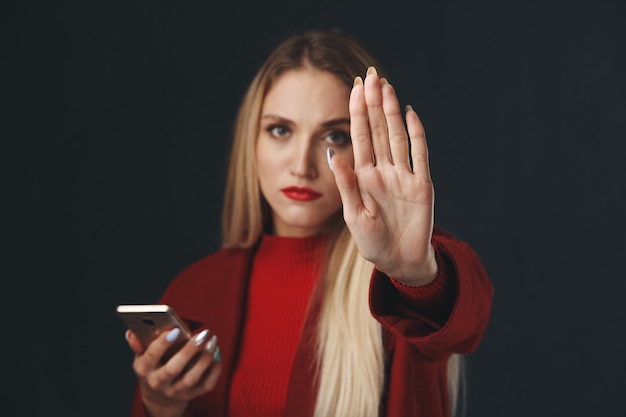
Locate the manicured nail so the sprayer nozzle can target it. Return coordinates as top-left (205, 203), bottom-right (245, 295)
top-left (194, 329), bottom-right (210, 346)
top-left (380, 77), bottom-right (389, 85)
top-left (206, 334), bottom-right (218, 354)
top-left (213, 346), bottom-right (221, 363)
top-left (405, 104), bottom-right (414, 113)
top-left (353, 75), bottom-right (363, 86)
top-left (367, 66), bottom-right (377, 76)
top-left (166, 327), bottom-right (180, 343)
top-left (326, 147), bottom-right (335, 172)
top-left (125, 330), bottom-right (131, 342)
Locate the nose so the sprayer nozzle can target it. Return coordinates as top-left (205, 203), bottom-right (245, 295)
top-left (290, 137), bottom-right (318, 179)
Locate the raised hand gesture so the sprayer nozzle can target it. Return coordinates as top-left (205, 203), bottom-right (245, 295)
top-left (329, 66), bottom-right (438, 286)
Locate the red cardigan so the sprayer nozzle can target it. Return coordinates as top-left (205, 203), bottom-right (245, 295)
top-left (129, 228), bottom-right (493, 417)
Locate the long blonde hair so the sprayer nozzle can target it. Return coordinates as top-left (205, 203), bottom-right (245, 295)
top-left (221, 28), bottom-right (461, 417)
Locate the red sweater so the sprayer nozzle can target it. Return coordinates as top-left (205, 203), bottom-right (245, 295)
top-left (228, 234), bottom-right (329, 416)
top-left (129, 227), bottom-right (494, 417)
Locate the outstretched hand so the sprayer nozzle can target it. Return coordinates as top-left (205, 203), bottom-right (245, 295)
top-left (330, 66), bottom-right (438, 286)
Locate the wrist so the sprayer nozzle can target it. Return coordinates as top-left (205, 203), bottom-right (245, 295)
top-left (382, 246), bottom-right (438, 287)
top-left (142, 392), bottom-right (188, 417)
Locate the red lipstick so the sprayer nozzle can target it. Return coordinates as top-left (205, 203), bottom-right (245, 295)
top-left (280, 186), bottom-right (322, 201)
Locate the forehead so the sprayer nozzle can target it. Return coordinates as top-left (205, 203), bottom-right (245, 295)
top-left (262, 68), bottom-right (350, 121)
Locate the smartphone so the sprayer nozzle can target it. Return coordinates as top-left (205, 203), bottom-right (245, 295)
top-left (116, 304), bottom-right (191, 362)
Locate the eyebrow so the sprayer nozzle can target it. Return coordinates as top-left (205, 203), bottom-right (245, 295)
top-left (322, 118), bottom-right (350, 127)
top-left (261, 115), bottom-right (350, 127)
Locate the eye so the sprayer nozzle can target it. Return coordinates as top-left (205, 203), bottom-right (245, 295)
top-left (323, 130), bottom-right (351, 147)
top-left (267, 125), bottom-right (290, 138)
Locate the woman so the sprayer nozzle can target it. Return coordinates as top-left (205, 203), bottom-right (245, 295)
top-left (125, 28), bottom-right (493, 417)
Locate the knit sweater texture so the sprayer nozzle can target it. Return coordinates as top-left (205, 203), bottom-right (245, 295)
top-left (228, 234), bottom-right (329, 416)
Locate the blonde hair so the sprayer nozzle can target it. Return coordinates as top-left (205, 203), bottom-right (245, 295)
top-left (221, 28), bottom-right (462, 417)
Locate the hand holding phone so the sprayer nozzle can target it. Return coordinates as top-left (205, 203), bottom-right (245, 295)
top-left (118, 304), bottom-right (223, 416)
top-left (116, 304), bottom-right (192, 361)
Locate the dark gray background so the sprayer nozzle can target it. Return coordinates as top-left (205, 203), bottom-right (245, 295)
top-left (4, 0), bottom-right (625, 416)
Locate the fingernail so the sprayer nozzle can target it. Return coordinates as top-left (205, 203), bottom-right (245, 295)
top-left (367, 66), bottom-right (377, 76)
top-left (326, 147), bottom-right (335, 172)
top-left (194, 329), bottom-right (210, 346)
top-left (353, 75), bottom-right (363, 86)
top-left (206, 334), bottom-right (218, 354)
top-left (213, 346), bottom-right (221, 363)
top-left (405, 104), bottom-right (414, 113)
top-left (125, 330), bottom-right (131, 342)
top-left (380, 77), bottom-right (389, 85)
top-left (166, 327), bottom-right (180, 343)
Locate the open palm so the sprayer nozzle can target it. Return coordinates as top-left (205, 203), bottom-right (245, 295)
top-left (331, 67), bottom-right (438, 286)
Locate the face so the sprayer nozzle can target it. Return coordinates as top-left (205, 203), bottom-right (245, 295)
top-left (256, 67), bottom-right (354, 237)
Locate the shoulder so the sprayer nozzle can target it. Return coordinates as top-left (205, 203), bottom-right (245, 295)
top-left (175, 248), bottom-right (251, 283)
top-left (159, 248), bottom-right (254, 319)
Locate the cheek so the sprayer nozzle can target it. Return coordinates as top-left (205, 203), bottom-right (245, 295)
top-left (256, 142), bottom-right (278, 183)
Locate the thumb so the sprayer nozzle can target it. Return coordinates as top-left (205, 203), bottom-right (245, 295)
top-left (125, 330), bottom-right (147, 354)
top-left (327, 148), bottom-right (362, 220)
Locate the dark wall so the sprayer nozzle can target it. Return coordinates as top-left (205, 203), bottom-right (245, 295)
top-left (5, 0), bottom-right (625, 416)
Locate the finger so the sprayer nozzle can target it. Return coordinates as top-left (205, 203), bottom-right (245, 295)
top-left (364, 66), bottom-right (392, 165)
top-left (138, 327), bottom-right (184, 369)
top-left (202, 361), bottom-right (223, 391)
top-left (178, 360), bottom-right (224, 399)
top-left (176, 332), bottom-right (217, 386)
top-left (349, 76), bottom-right (374, 168)
top-left (173, 343), bottom-right (222, 399)
top-left (134, 327), bottom-right (187, 383)
top-left (381, 82), bottom-right (411, 172)
top-left (126, 330), bottom-right (146, 354)
top-left (329, 151), bottom-right (363, 223)
top-left (144, 327), bottom-right (204, 386)
top-left (163, 328), bottom-right (213, 373)
top-left (189, 344), bottom-right (221, 388)
top-left (176, 350), bottom-right (213, 388)
top-left (406, 106), bottom-right (432, 180)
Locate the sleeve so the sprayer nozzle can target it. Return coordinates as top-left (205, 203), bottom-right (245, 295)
top-left (129, 389), bottom-right (148, 417)
top-left (369, 230), bottom-right (494, 359)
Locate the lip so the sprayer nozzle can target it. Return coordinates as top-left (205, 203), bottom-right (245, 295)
top-left (280, 186), bottom-right (322, 201)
